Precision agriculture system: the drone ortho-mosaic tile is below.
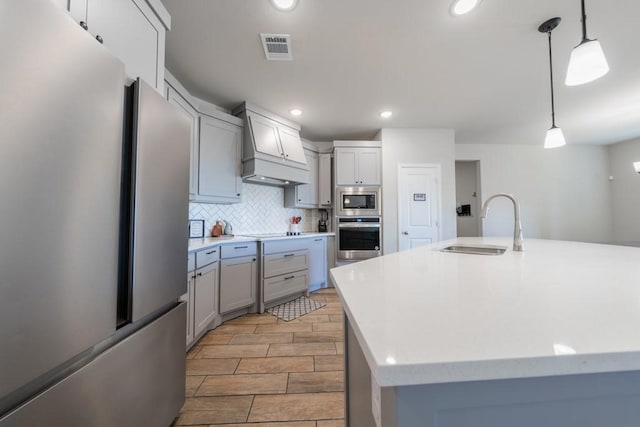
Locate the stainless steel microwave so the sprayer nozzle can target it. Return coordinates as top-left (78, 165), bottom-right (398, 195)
top-left (336, 187), bottom-right (381, 216)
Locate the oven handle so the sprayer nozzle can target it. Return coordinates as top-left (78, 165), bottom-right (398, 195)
top-left (338, 223), bottom-right (381, 229)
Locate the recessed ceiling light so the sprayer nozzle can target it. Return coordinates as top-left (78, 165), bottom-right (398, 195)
top-left (450, 0), bottom-right (482, 16)
top-left (380, 111), bottom-right (393, 119)
top-left (290, 108), bottom-right (302, 116)
top-left (270, 0), bottom-right (298, 11)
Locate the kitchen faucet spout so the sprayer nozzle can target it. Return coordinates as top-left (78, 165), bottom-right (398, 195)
top-left (480, 193), bottom-right (524, 252)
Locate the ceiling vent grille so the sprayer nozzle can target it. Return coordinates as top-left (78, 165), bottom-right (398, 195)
top-left (260, 33), bottom-right (293, 60)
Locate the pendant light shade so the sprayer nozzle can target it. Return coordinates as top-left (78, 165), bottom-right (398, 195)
top-left (544, 126), bottom-right (567, 149)
top-left (565, 0), bottom-right (609, 86)
top-left (566, 39), bottom-right (609, 86)
top-left (539, 18), bottom-right (566, 149)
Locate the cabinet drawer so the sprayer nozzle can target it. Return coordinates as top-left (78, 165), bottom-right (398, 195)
top-left (196, 246), bottom-right (220, 268)
top-left (264, 271), bottom-right (308, 303)
top-left (187, 252), bottom-right (196, 272)
top-left (221, 243), bottom-right (257, 259)
top-left (264, 250), bottom-right (309, 278)
top-left (263, 239), bottom-right (310, 255)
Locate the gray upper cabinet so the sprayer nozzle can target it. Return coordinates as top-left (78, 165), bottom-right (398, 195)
top-left (318, 153), bottom-right (332, 207)
top-left (65, 0), bottom-right (169, 92)
top-left (165, 72), bottom-right (244, 204)
top-left (246, 112), bottom-right (283, 159)
top-left (167, 87), bottom-right (199, 197)
top-left (246, 111), bottom-right (307, 167)
top-left (335, 147), bottom-right (381, 186)
top-left (284, 148), bottom-right (318, 208)
top-left (277, 125), bottom-right (307, 165)
top-left (197, 115), bottom-right (242, 203)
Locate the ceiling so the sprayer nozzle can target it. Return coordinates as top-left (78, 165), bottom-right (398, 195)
top-left (161, 0), bottom-right (640, 145)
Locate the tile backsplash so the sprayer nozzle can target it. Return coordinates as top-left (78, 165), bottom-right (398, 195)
top-left (189, 183), bottom-right (325, 236)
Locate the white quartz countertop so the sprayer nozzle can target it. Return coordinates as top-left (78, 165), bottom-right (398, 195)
top-left (188, 232), bottom-right (334, 252)
top-left (330, 237), bottom-right (640, 387)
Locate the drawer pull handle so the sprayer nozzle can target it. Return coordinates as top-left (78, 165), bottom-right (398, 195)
top-left (284, 275), bottom-right (295, 280)
top-left (283, 253), bottom-right (295, 258)
top-left (205, 250), bottom-right (217, 255)
top-left (197, 272), bottom-right (202, 277)
top-left (234, 246), bottom-right (248, 249)
top-left (314, 238), bottom-right (322, 241)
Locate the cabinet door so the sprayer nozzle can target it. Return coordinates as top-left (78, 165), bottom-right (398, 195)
top-left (357, 148), bottom-right (381, 185)
top-left (335, 148), bottom-right (358, 186)
top-left (219, 256), bottom-right (257, 314)
top-left (67, 0), bottom-right (88, 27)
top-left (194, 262), bottom-right (218, 339)
top-left (278, 126), bottom-right (307, 165)
top-left (167, 87), bottom-right (199, 198)
top-left (182, 273), bottom-right (196, 347)
top-left (318, 153), bottom-right (332, 207)
top-left (247, 112), bottom-right (283, 159)
top-left (198, 115), bottom-right (242, 203)
top-left (296, 150), bottom-right (318, 206)
top-left (308, 238), bottom-right (327, 291)
top-left (85, 0), bottom-right (162, 90)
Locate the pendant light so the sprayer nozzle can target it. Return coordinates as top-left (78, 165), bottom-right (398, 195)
top-left (539, 17), bottom-right (566, 149)
top-left (565, 0), bottom-right (609, 86)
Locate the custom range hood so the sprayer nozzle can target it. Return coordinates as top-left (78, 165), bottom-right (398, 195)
top-left (233, 102), bottom-right (309, 186)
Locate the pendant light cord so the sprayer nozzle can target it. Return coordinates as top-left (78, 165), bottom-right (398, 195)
top-left (547, 31), bottom-right (556, 128)
top-left (581, 0), bottom-right (588, 42)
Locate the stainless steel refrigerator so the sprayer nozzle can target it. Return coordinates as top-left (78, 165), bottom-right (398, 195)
top-left (0, 0), bottom-right (190, 425)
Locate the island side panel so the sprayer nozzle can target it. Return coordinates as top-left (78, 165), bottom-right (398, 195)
top-left (345, 316), bottom-right (397, 427)
top-left (395, 370), bottom-right (640, 427)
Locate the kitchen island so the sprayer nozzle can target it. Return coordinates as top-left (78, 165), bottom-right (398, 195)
top-left (330, 238), bottom-right (640, 427)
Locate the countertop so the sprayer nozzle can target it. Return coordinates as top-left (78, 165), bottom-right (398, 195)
top-left (330, 237), bottom-right (640, 387)
top-left (188, 232), bottom-right (335, 252)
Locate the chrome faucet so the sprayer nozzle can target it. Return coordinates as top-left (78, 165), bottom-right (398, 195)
top-left (480, 193), bottom-right (524, 252)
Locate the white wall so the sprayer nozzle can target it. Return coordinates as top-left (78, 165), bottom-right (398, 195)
top-left (609, 138), bottom-right (640, 246)
top-left (455, 161), bottom-right (481, 237)
top-left (456, 144), bottom-right (613, 243)
top-left (380, 129), bottom-right (456, 254)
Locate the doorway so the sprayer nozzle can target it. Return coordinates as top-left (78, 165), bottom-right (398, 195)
top-left (455, 160), bottom-right (482, 237)
top-left (397, 165), bottom-right (441, 251)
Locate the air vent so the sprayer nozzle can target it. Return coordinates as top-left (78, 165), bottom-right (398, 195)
top-left (260, 33), bottom-right (293, 61)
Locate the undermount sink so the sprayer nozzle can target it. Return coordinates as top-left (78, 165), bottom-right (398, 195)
top-left (440, 244), bottom-right (507, 256)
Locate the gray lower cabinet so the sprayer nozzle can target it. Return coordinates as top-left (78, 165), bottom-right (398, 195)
top-left (261, 239), bottom-right (310, 311)
top-left (183, 272), bottom-right (195, 346)
top-left (193, 261), bottom-right (218, 339)
top-left (183, 248), bottom-right (220, 349)
top-left (219, 246), bottom-right (258, 314)
top-left (308, 237), bottom-right (327, 291)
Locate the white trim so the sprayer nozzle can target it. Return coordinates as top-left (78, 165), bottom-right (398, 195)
top-left (397, 164), bottom-right (442, 251)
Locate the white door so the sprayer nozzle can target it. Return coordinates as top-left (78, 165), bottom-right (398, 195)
top-left (398, 165), bottom-right (441, 251)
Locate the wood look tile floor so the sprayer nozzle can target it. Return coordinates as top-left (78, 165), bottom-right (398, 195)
top-left (173, 289), bottom-right (345, 427)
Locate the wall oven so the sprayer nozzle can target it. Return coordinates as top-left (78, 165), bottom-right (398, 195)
top-left (337, 217), bottom-right (382, 260)
top-left (335, 187), bottom-right (381, 216)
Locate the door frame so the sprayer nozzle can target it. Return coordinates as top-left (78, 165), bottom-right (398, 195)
top-left (397, 164), bottom-right (442, 251)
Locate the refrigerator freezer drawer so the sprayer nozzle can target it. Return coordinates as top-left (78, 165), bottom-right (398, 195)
top-left (0, 303), bottom-right (186, 427)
